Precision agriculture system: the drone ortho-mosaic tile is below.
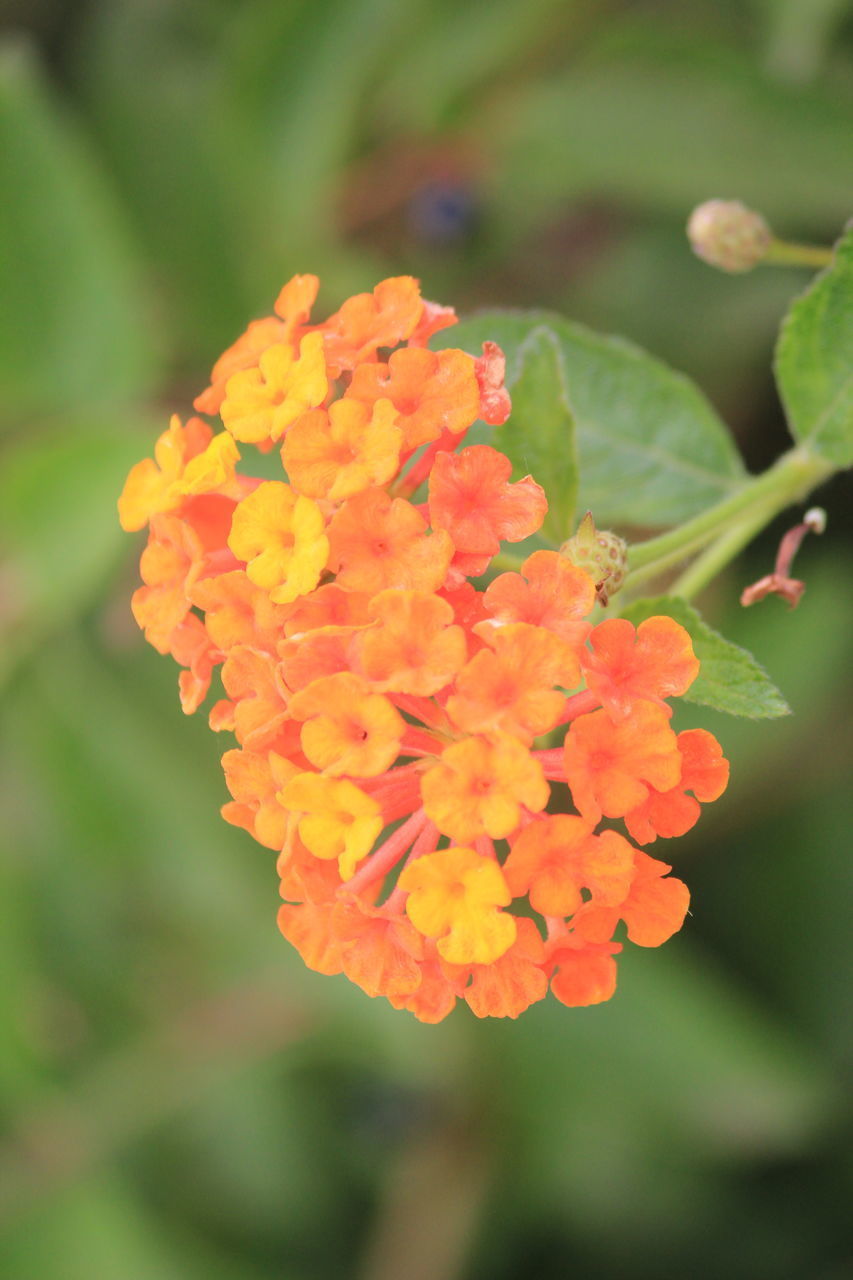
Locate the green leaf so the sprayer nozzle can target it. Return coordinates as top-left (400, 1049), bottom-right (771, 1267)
top-left (774, 222), bottom-right (853, 466)
top-left (494, 325), bottom-right (578, 543)
top-left (0, 419), bottom-right (158, 683)
top-left (75, 0), bottom-right (420, 343)
top-left (75, 1), bottom-right (259, 355)
top-left (260, 0), bottom-right (423, 246)
top-left (0, 42), bottom-right (162, 421)
top-left (440, 310), bottom-right (745, 528)
top-left (621, 595), bottom-right (790, 718)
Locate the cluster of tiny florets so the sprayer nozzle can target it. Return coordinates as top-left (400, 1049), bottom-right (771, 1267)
top-left (119, 274), bottom-right (729, 1022)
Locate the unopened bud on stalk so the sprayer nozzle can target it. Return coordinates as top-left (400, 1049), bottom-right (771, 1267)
top-left (687, 200), bottom-right (771, 273)
top-left (560, 512), bottom-right (627, 605)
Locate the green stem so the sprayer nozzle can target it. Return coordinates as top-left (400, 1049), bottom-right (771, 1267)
top-left (359, 1117), bottom-right (490, 1280)
top-left (622, 525), bottom-right (732, 592)
top-left (626, 447), bottom-right (834, 589)
top-left (668, 495), bottom-right (780, 600)
top-left (765, 238), bottom-right (834, 269)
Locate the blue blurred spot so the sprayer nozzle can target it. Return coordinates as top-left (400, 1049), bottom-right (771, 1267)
top-left (408, 180), bottom-right (478, 245)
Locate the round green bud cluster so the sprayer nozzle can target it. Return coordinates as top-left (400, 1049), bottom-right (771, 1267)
top-left (560, 512), bottom-right (627, 605)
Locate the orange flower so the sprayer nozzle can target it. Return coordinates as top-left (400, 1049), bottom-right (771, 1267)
top-left (320, 276), bottom-right (423, 374)
top-left (334, 899), bottom-right (426, 998)
top-left (346, 347), bottom-right (481, 450)
top-left (581, 616), bottom-right (700, 718)
top-left (196, 318), bottom-right (290, 417)
top-left (283, 583), bottom-right (372, 636)
top-left (131, 514), bottom-right (202, 652)
top-left (503, 818), bottom-right (634, 918)
top-left (169, 614), bottom-right (220, 715)
top-left (421, 734), bottom-right (549, 843)
top-left (221, 747), bottom-right (299, 849)
top-left (277, 833), bottom-right (344, 905)
top-left (287, 671), bottom-right (405, 777)
top-left (546, 935), bottom-right (622, 1007)
top-left (326, 488), bottom-right (453, 594)
top-left (177, 493), bottom-right (242, 556)
top-left (563, 703), bottom-right (682, 823)
top-left (388, 950), bottom-right (458, 1023)
top-left (279, 772), bottom-right (383, 878)
top-left (282, 397), bottom-right (402, 501)
top-left (190, 569), bottom-right (292, 654)
top-left (624, 728), bottom-right (729, 844)
top-left (278, 625), bottom-right (361, 691)
top-left (176, 432), bottom-right (241, 499)
top-left (572, 850), bottom-right (690, 948)
top-left (451, 917), bottom-right (548, 1019)
top-left (218, 645), bottom-right (291, 749)
top-left (272, 273), bottom-right (321, 331)
top-left (399, 847), bottom-right (517, 965)
top-left (277, 900), bottom-right (347, 975)
top-left (483, 550), bottom-right (595, 649)
top-left (447, 623), bottom-right (581, 743)
top-left (130, 497), bottom-right (241, 654)
top-left (429, 445), bottom-right (547, 576)
top-left (352, 589), bottom-right (467, 695)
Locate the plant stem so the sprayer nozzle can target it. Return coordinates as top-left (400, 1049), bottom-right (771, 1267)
top-left (625, 447), bottom-right (834, 591)
top-left (358, 1104), bottom-right (491, 1280)
top-left (668, 496), bottom-right (780, 600)
top-left (765, 238), bottom-right (834, 269)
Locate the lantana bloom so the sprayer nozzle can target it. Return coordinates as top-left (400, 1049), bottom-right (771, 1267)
top-left (120, 274), bottom-right (729, 1022)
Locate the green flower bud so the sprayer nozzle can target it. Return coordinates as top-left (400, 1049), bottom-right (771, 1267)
top-left (560, 512), bottom-right (627, 605)
top-left (687, 199), bottom-right (771, 273)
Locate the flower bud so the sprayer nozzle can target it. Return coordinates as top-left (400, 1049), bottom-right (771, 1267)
top-left (560, 512), bottom-right (627, 605)
top-left (687, 200), bottom-right (771, 273)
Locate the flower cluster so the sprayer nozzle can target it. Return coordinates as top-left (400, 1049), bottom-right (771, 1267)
top-left (119, 274), bottom-right (729, 1022)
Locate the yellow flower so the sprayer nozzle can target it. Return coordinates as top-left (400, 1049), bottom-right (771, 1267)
top-left (220, 332), bottom-right (328, 444)
top-left (280, 773), bottom-right (383, 879)
top-left (227, 481), bottom-right (329, 604)
top-left (175, 431), bottom-right (240, 497)
top-left (117, 415), bottom-right (212, 531)
top-left (399, 847), bottom-right (517, 965)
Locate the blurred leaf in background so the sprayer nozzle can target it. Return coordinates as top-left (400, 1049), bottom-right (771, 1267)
top-left (1, 0), bottom-right (851, 1277)
top-left (0, 43), bottom-right (163, 423)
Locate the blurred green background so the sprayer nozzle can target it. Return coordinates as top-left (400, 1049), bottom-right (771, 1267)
top-left (1, 1), bottom-right (851, 1277)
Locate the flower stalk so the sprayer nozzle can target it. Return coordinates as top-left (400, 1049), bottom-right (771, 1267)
top-left (624, 447), bottom-right (834, 595)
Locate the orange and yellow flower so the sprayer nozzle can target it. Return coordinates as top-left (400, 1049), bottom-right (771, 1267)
top-left (120, 272), bottom-right (729, 1022)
